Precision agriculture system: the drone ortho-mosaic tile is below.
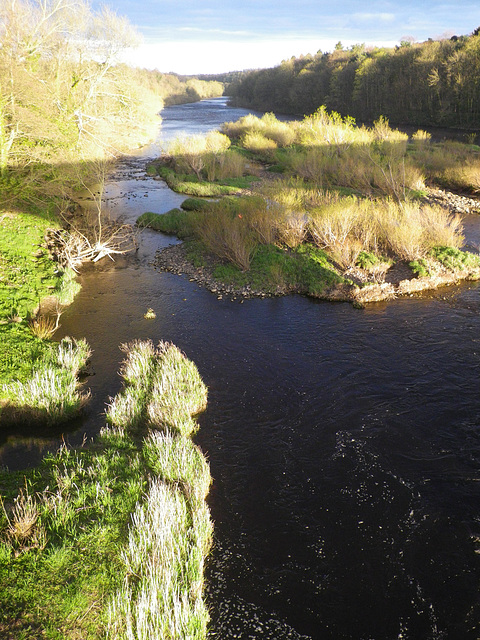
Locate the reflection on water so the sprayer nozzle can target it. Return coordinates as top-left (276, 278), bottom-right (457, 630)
top-left (3, 98), bottom-right (480, 639)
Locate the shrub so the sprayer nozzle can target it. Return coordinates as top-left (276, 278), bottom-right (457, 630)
top-left (221, 113), bottom-right (262, 139)
top-left (379, 201), bottom-right (439, 260)
top-left (242, 131), bottom-right (278, 155)
top-left (277, 211), bottom-right (308, 249)
top-left (307, 194), bottom-right (362, 250)
top-left (296, 107), bottom-right (365, 146)
top-left (167, 131), bottom-right (230, 179)
top-left (412, 129), bottom-right (432, 146)
top-left (203, 148), bottom-right (246, 182)
top-left (258, 113), bottom-right (296, 146)
top-left (222, 113), bottom-right (295, 146)
top-left (192, 202), bottom-right (258, 270)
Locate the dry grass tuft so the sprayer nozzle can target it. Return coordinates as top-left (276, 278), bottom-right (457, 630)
top-left (2, 488), bottom-right (46, 552)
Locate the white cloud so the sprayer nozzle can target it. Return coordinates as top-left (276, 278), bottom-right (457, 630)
top-left (352, 12), bottom-right (396, 23)
top-left (121, 36), bottom-right (398, 74)
top-left (178, 27), bottom-right (256, 37)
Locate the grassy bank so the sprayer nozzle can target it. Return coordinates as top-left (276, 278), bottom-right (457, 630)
top-left (145, 111), bottom-right (480, 303)
top-left (0, 207), bottom-right (82, 397)
top-left (0, 340), bottom-right (212, 639)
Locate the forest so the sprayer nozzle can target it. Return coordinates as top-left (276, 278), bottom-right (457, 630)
top-left (227, 29), bottom-right (480, 129)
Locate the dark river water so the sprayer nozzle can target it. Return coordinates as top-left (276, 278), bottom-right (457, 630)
top-left (3, 98), bottom-right (480, 639)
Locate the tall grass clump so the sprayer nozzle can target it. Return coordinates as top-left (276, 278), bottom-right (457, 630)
top-left (192, 200), bottom-right (258, 270)
top-left (166, 131), bottom-right (231, 180)
top-left (106, 339), bottom-right (156, 429)
top-left (147, 342), bottom-right (208, 437)
top-left (143, 431), bottom-right (211, 505)
top-left (107, 479), bottom-right (211, 640)
top-left (1, 337), bottom-right (91, 425)
top-left (107, 340), bottom-right (208, 437)
top-left (104, 340), bottom-right (212, 639)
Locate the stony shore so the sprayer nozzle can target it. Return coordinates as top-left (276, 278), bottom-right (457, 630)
top-left (422, 188), bottom-right (480, 215)
top-left (153, 241), bottom-right (480, 306)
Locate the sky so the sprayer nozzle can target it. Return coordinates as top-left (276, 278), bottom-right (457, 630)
top-left (93, 1), bottom-right (480, 75)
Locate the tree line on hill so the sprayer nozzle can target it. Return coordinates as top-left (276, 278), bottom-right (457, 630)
top-left (226, 30), bottom-right (480, 129)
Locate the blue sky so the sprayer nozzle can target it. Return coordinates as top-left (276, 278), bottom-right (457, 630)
top-left (97, 1), bottom-right (480, 74)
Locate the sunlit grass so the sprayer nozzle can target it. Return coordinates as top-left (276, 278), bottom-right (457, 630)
top-left (1, 340), bottom-right (212, 639)
top-left (1, 337), bottom-right (91, 425)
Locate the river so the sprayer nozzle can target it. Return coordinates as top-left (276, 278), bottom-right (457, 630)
top-left (2, 97), bottom-right (480, 639)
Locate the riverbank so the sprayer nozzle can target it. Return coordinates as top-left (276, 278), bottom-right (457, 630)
top-left (0, 207), bottom-right (81, 390)
top-left (153, 240), bottom-right (480, 304)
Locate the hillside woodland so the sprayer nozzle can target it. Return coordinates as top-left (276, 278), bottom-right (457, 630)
top-left (227, 30), bottom-right (480, 129)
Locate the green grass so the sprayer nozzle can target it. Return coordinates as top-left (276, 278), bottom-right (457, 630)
top-left (213, 243), bottom-right (345, 295)
top-left (409, 247), bottom-right (480, 278)
top-left (1, 340), bottom-right (212, 639)
top-left (409, 258), bottom-right (430, 278)
top-left (1, 338), bottom-right (91, 425)
top-left (429, 246), bottom-right (480, 271)
top-left (157, 166), bottom-right (243, 196)
top-left (136, 209), bottom-right (197, 238)
top-left (181, 198), bottom-right (213, 211)
top-left (0, 436), bottom-right (145, 639)
top-left (0, 208), bottom-right (81, 387)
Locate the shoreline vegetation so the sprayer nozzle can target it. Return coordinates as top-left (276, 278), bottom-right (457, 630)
top-left (0, 2), bottom-right (221, 637)
top-left (143, 110), bottom-right (480, 305)
top-left (0, 340), bottom-right (212, 639)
